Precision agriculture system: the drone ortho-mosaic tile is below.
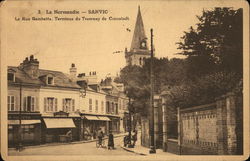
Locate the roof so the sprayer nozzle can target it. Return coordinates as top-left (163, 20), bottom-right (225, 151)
top-left (8, 66), bottom-right (81, 89)
top-left (8, 66), bottom-right (42, 85)
top-left (39, 69), bottom-right (80, 88)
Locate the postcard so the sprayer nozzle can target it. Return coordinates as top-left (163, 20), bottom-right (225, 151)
top-left (1, 0), bottom-right (249, 160)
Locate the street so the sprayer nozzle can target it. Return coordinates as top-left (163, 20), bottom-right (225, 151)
top-left (8, 136), bottom-right (137, 156)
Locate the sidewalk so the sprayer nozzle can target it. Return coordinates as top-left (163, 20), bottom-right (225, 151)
top-left (120, 132), bottom-right (175, 156)
top-left (8, 133), bottom-right (126, 150)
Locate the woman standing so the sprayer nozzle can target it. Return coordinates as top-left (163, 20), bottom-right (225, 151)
top-left (108, 131), bottom-right (114, 150)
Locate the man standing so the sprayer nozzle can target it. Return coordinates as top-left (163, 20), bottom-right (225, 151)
top-left (97, 128), bottom-right (104, 147)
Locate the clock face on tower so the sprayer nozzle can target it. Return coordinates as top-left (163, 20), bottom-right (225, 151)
top-left (140, 41), bottom-right (147, 49)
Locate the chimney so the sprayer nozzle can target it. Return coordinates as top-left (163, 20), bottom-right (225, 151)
top-left (21, 55), bottom-right (39, 79)
top-left (70, 63), bottom-right (77, 78)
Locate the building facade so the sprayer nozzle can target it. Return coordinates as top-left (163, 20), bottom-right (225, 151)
top-left (38, 69), bottom-right (81, 143)
top-left (8, 57), bottom-right (42, 147)
top-left (7, 56), bottom-right (82, 146)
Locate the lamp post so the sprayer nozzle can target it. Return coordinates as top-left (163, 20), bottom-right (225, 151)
top-left (127, 97), bottom-right (134, 148)
top-left (149, 28), bottom-right (156, 154)
top-left (17, 82), bottom-right (23, 151)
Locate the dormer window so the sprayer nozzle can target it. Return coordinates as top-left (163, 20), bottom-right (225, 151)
top-left (47, 76), bottom-right (54, 85)
top-left (8, 73), bottom-right (15, 82)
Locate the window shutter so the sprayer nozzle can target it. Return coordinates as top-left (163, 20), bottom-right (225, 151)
top-left (62, 99), bottom-right (65, 111)
top-left (11, 96), bottom-right (14, 111)
top-left (26, 96), bottom-right (29, 111)
top-left (31, 97), bottom-right (35, 112)
top-left (7, 96), bottom-right (10, 111)
top-left (44, 97), bottom-right (47, 112)
top-left (23, 97), bottom-right (26, 111)
top-left (72, 99), bottom-right (75, 112)
top-left (55, 98), bottom-right (57, 111)
top-left (15, 96), bottom-right (18, 111)
top-left (35, 97), bottom-right (38, 112)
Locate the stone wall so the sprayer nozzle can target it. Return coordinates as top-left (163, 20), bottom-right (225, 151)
top-left (179, 103), bottom-right (218, 154)
top-left (178, 92), bottom-right (243, 155)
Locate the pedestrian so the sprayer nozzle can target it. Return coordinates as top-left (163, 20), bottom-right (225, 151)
top-left (97, 128), bottom-right (104, 147)
top-left (108, 131), bottom-right (114, 150)
top-left (66, 129), bottom-right (72, 142)
top-left (132, 130), bottom-right (137, 146)
top-left (93, 130), bottom-right (96, 140)
top-left (123, 132), bottom-right (129, 147)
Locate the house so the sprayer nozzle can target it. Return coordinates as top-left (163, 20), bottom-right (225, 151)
top-left (7, 56), bottom-right (42, 147)
top-left (38, 67), bottom-right (81, 143)
top-left (100, 77), bottom-right (129, 134)
top-left (7, 55), bottom-right (83, 146)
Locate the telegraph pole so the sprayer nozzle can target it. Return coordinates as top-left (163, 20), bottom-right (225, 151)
top-left (149, 28), bottom-right (156, 154)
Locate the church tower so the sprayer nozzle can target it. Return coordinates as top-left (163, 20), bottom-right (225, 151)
top-left (125, 6), bottom-right (151, 66)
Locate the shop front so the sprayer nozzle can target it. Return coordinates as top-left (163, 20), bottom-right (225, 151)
top-left (97, 116), bottom-right (111, 135)
top-left (41, 111), bottom-right (80, 143)
top-left (108, 116), bottom-right (120, 134)
top-left (81, 114), bottom-right (111, 140)
top-left (81, 115), bottom-right (99, 140)
top-left (8, 112), bottom-right (42, 147)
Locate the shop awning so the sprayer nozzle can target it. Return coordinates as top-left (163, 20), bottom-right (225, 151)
top-left (83, 115), bottom-right (99, 121)
top-left (98, 116), bottom-right (111, 121)
top-left (8, 120), bottom-right (41, 125)
top-left (43, 118), bottom-right (76, 128)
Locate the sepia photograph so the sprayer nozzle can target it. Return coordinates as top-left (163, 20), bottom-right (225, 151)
top-left (0, 0), bottom-right (249, 160)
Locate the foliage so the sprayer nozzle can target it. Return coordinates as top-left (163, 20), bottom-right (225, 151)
top-left (177, 7), bottom-right (243, 78)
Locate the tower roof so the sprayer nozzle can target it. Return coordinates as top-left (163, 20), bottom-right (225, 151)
top-left (130, 6), bottom-right (148, 51)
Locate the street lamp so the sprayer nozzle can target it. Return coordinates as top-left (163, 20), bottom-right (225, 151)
top-left (125, 94), bottom-right (134, 148)
top-left (149, 28), bottom-right (156, 154)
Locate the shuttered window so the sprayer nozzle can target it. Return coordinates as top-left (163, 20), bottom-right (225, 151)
top-left (7, 96), bottom-right (15, 111)
top-left (23, 96), bottom-right (35, 112)
top-left (63, 98), bottom-right (75, 112)
top-left (44, 97), bottom-right (57, 112)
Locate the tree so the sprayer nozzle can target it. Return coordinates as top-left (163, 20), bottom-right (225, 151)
top-left (177, 8), bottom-right (243, 78)
top-left (117, 57), bottom-right (186, 115)
top-left (171, 7), bottom-right (243, 108)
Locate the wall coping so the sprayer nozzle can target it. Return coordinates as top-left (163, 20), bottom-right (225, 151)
top-left (180, 103), bottom-right (216, 113)
top-left (167, 138), bottom-right (178, 143)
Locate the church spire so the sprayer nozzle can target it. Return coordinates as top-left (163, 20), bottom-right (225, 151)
top-left (130, 6), bottom-right (148, 51)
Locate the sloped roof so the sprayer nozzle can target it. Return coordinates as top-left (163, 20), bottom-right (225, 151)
top-left (8, 66), bottom-right (42, 85)
top-left (8, 66), bottom-right (80, 89)
top-left (39, 69), bottom-right (80, 88)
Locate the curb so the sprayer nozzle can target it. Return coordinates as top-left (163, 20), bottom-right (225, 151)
top-left (8, 134), bottom-right (126, 150)
top-left (120, 146), bottom-right (147, 156)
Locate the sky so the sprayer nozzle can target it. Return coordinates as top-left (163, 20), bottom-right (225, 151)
top-left (2, 0), bottom-right (243, 80)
